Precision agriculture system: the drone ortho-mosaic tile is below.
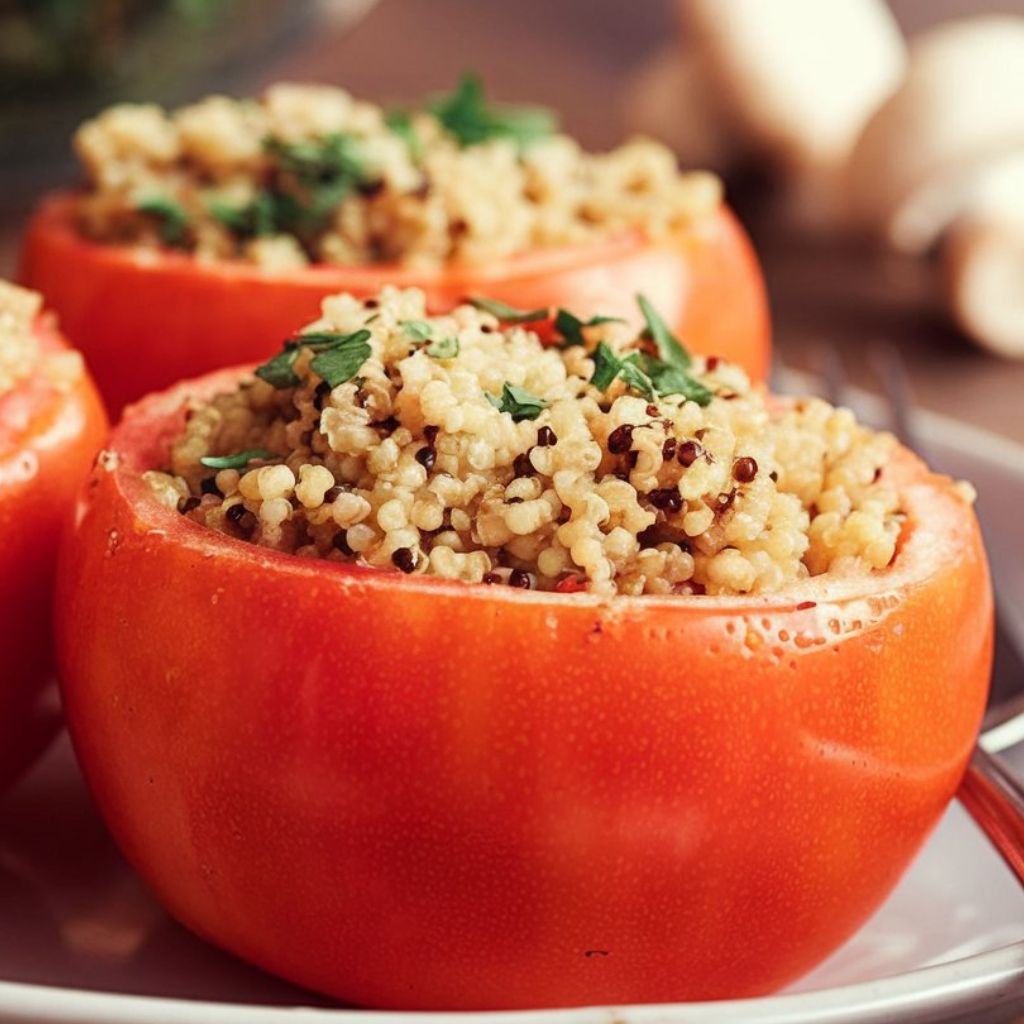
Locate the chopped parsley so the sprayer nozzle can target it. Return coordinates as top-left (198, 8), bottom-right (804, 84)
top-left (136, 196), bottom-right (189, 246)
top-left (586, 296), bottom-right (713, 406)
top-left (431, 73), bottom-right (557, 150)
top-left (401, 320), bottom-right (435, 342)
top-left (642, 360), bottom-right (713, 405)
top-left (637, 292), bottom-right (692, 369)
top-left (589, 344), bottom-right (655, 401)
top-left (554, 308), bottom-right (623, 347)
top-left (590, 342), bottom-right (623, 391)
top-left (384, 109), bottom-right (423, 161)
top-left (400, 320), bottom-right (458, 358)
top-left (255, 330), bottom-right (372, 390)
top-left (309, 331), bottom-right (373, 387)
top-left (200, 449), bottom-right (276, 470)
top-left (264, 132), bottom-right (377, 231)
top-left (486, 382), bottom-right (548, 421)
top-left (468, 297), bottom-right (549, 323)
top-left (208, 192), bottom-right (276, 238)
top-left (425, 336), bottom-right (460, 359)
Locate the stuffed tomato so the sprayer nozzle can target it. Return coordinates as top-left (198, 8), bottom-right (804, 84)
top-left (0, 283), bottom-right (106, 790)
top-left (21, 80), bottom-right (769, 415)
top-left (56, 290), bottom-right (990, 1009)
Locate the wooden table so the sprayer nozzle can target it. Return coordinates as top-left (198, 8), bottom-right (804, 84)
top-left (2, 0), bottom-right (1022, 444)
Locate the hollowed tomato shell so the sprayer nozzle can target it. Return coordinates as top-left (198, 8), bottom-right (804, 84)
top-left (22, 193), bottom-right (770, 415)
top-left (56, 370), bottom-right (991, 1010)
top-left (0, 317), bottom-right (106, 790)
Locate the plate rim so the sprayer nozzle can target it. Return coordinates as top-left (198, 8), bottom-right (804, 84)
top-left (0, 940), bottom-right (1022, 1023)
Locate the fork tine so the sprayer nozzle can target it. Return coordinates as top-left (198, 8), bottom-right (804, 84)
top-left (869, 343), bottom-right (929, 461)
top-left (821, 345), bottom-right (848, 408)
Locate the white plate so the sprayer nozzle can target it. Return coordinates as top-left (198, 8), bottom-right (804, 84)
top-left (1, 383), bottom-right (1023, 1024)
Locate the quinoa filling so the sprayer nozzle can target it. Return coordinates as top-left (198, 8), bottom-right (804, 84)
top-left (73, 77), bottom-right (721, 270)
top-left (0, 282), bottom-right (42, 395)
top-left (148, 289), bottom-right (904, 597)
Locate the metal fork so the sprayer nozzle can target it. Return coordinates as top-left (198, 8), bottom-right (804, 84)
top-left (822, 344), bottom-right (1024, 887)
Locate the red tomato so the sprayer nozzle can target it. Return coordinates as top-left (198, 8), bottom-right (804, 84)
top-left (22, 194), bottom-right (770, 415)
top-left (0, 315), bottom-right (106, 790)
top-left (56, 370), bottom-right (990, 1010)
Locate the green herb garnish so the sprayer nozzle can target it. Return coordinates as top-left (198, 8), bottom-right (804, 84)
top-left (554, 308), bottom-right (624, 347)
top-left (425, 336), bottom-right (460, 359)
top-left (401, 320), bottom-right (435, 342)
top-left (200, 449), bottom-right (276, 470)
top-left (617, 357), bottom-right (657, 402)
top-left (589, 345), bottom-right (656, 401)
top-left (642, 359), bottom-right (714, 405)
top-left (486, 382), bottom-right (548, 421)
top-left (385, 109), bottom-right (423, 161)
top-left (309, 330), bottom-right (373, 387)
top-left (637, 292), bottom-right (692, 369)
top-left (208, 192), bottom-right (276, 238)
top-left (265, 132), bottom-right (377, 231)
top-left (136, 196), bottom-right (189, 246)
top-left (590, 342), bottom-right (623, 391)
top-left (468, 296), bottom-right (549, 323)
top-left (255, 330), bottom-right (372, 390)
top-left (431, 73), bottom-right (557, 150)
top-left (254, 347), bottom-right (302, 389)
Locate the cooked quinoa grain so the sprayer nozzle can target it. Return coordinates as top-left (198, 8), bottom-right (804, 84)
top-left (74, 79), bottom-right (721, 269)
top-left (0, 282), bottom-right (42, 394)
top-left (149, 288), bottom-right (907, 597)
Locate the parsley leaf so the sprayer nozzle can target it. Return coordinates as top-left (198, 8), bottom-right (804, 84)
top-left (200, 449), bottom-right (276, 470)
top-left (265, 132), bottom-right (377, 231)
top-left (385, 109), bottom-right (423, 161)
top-left (309, 330), bottom-right (373, 387)
top-left (426, 336), bottom-right (460, 359)
top-left (431, 73), bottom-right (556, 150)
top-left (136, 196), bottom-right (188, 246)
top-left (468, 296), bottom-right (549, 323)
top-left (637, 293), bottom-right (693, 369)
top-left (590, 342), bottom-right (622, 391)
top-left (617, 356), bottom-right (657, 402)
top-left (487, 382), bottom-right (548, 421)
top-left (254, 347), bottom-right (302, 389)
top-left (208, 191), bottom-right (276, 238)
top-left (401, 320), bottom-right (435, 342)
top-left (642, 359), bottom-right (714, 405)
top-left (554, 308), bottom-right (624, 347)
top-left (255, 330), bottom-right (372, 389)
top-left (589, 345), bottom-right (658, 401)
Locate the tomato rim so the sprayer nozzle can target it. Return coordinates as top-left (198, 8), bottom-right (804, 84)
top-left (30, 191), bottom-right (677, 292)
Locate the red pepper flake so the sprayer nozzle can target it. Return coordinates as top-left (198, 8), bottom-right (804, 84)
top-left (555, 574), bottom-right (587, 593)
top-left (796, 600), bottom-right (817, 610)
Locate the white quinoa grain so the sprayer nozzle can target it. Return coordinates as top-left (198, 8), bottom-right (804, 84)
top-left (74, 84), bottom-right (722, 269)
top-left (158, 287), bottom-right (927, 596)
top-left (0, 282), bottom-right (43, 395)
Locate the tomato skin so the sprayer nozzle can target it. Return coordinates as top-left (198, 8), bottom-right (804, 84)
top-left (0, 318), bottom-right (107, 791)
top-left (56, 372), bottom-right (990, 1010)
top-left (21, 194), bottom-right (770, 415)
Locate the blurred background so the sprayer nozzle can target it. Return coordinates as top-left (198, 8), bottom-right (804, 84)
top-left (2, 0), bottom-right (1024, 441)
